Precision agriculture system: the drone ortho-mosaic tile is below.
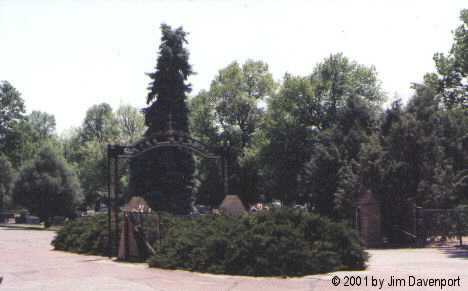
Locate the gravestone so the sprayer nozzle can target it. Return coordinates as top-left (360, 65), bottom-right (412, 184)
top-left (219, 195), bottom-right (246, 216)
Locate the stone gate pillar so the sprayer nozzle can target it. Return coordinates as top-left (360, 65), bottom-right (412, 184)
top-left (356, 190), bottom-right (382, 248)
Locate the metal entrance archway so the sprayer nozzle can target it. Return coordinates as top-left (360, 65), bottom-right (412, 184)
top-left (106, 130), bottom-right (227, 257)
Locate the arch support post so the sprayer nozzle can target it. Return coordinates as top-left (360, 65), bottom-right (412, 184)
top-left (106, 134), bottom-right (222, 256)
top-left (107, 145), bottom-right (113, 258)
top-left (222, 140), bottom-right (230, 197)
top-left (107, 144), bottom-right (124, 258)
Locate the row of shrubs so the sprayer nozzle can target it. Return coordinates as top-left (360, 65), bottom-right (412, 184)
top-left (52, 214), bottom-right (113, 255)
top-left (52, 210), bottom-right (367, 276)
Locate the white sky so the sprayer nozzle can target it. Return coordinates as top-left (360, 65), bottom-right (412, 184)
top-left (0, 0), bottom-right (466, 133)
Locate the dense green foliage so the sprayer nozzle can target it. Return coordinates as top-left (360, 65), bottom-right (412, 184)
top-left (373, 86), bottom-right (468, 242)
top-left (129, 24), bottom-right (195, 214)
top-left (28, 111), bottom-right (56, 140)
top-left (149, 210), bottom-right (366, 276)
top-left (53, 212), bottom-right (173, 256)
top-left (116, 105), bottom-right (146, 144)
top-left (0, 81), bottom-right (28, 168)
top-left (190, 60), bottom-right (275, 205)
top-left (80, 103), bottom-right (119, 144)
top-left (431, 10), bottom-right (467, 110)
top-left (12, 146), bottom-right (83, 225)
top-left (0, 81), bottom-right (25, 140)
top-left (4, 11), bottom-right (468, 247)
top-left (52, 214), bottom-right (113, 255)
top-left (53, 210), bottom-right (367, 276)
top-left (0, 154), bottom-right (16, 210)
top-left (60, 103), bottom-right (145, 209)
top-left (0, 92), bottom-right (140, 213)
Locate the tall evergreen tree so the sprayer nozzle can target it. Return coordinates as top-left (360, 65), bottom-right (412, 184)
top-left (129, 24), bottom-right (195, 214)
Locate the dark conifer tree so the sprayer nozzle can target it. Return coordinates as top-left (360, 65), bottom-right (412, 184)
top-left (129, 24), bottom-right (195, 214)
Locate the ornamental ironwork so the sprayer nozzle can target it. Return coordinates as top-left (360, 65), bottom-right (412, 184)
top-left (111, 131), bottom-right (219, 160)
top-left (106, 129), bottom-right (226, 258)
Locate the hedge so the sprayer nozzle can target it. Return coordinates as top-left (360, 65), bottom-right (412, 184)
top-left (52, 210), bottom-right (367, 276)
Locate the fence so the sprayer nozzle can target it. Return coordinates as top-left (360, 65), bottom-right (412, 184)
top-left (415, 207), bottom-right (468, 246)
top-left (354, 204), bottom-right (468, 247)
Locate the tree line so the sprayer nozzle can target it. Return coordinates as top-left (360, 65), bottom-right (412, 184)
top-left (0, 11), bottom-right (467, 240)
top-left (188, 11), bottom-right (467, 243)
top-left (0, 88), bottom-right (146, 224)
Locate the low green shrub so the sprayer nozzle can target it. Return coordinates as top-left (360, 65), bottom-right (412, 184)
top-left (52, 210), bottom-right (367, 276)
top-left (149, 210), bottom-right (367, 276)
top-left (52, 212), bottom-right (179, 256)
top-left (52, 214), bottom-right (114, 255)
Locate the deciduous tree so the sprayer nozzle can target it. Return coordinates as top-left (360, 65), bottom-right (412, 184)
top-left (81, 103), bottom-right (119, 144)
top-left (432, 9), bottom-right (468, 109)
top-left (0, 81), bottom-right (25, 140)
top-left (0, 155), bottom-right (15, 210)
top-left (28, 111), bottom-right (56, 139)
top-left (13, 146), bottom-right (83, 226)
top-left (116, 104), bottom-right (145, 144)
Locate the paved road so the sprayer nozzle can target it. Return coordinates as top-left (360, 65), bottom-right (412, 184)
top-left (1, 227), bottom-right (467, 290)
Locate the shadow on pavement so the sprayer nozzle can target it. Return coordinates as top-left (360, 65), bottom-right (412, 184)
top-left (438, 245), bottom-right (468, 259)
top-left (0, 224), bottom-right (55, 231)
